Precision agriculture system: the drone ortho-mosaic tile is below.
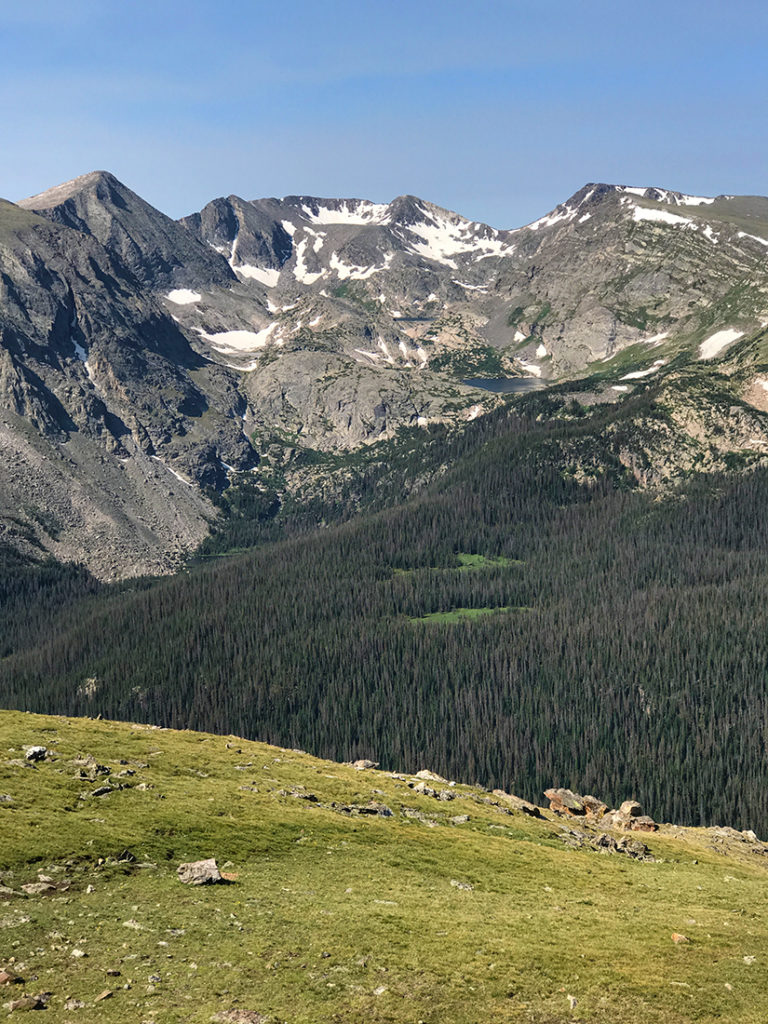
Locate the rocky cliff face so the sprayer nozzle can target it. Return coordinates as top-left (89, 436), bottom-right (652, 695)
top-left (3, 171), bottom-right (768, 576)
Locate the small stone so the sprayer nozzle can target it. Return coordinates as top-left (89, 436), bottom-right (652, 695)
top-left (671, 933), bottom-right (689, 944)
top-left (21, 882), bottom-right (56, 896)
top-left (567, 994), bottom-right (578, 1009)
top-left (86, 885), bottom-right (96, 894)
top-left (70, 948), bottom-right (87, 958)
top-left (94, 989), bottom-right (113, 1002)
top-left (351, 759), bottom-right (379, 771)
top-left (743, 955), bottom-right (756, 964)
top-left (24, 747), bottom-right (47, 762)
top-left (64, 998), bottom-right (86, 1009)
top-left (450, 879), bottom-right (474, 891)
top-left (725, 982), bottom-right (733, 991)
top-left (177, 859), bottom-right (224, 886)
top-left (7, 994), bottom-right (45, 1011)
top-left (0, 969), bottom-right (24, 985)
top-left (450, 814), bottom-right (470, 824)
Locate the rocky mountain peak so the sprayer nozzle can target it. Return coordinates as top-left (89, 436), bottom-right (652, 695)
top-left (19, 170), bottom-right (235, 291)
top-left (18, 169), bottom-right (123, 210)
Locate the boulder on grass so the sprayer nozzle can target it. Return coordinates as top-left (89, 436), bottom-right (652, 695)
top-left (544, 788), bottom-right (585, 815)
top-left (177, 858), bottom-right (225, 885)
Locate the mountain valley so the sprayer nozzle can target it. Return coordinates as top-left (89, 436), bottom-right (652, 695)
top-left (4, 172), bottom-right (768, 839)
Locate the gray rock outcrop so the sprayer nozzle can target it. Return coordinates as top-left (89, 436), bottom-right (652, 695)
top-left (177, 858), bottom-right (225, 885)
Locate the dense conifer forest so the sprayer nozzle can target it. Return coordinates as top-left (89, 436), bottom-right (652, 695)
top-left (3, 388), bottom-right (768, 832)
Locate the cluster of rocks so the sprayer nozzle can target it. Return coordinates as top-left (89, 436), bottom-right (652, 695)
top-left (331, 801), bottom-right (393, 817)
top-left (410, 780), bottom-right (455, 801)
top-left (544, 788), bottom-right (658, 832)
top-left (406, 770), bottom-right (457, 802)
top-left (1, 968), bottom-right (50, 1013)
top-left (559, 828), bottom-right (655, 861)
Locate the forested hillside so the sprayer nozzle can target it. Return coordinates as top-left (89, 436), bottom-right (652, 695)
top-left (3, 386), bottom-right (768, 833)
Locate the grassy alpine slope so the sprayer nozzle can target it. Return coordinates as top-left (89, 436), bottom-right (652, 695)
top-left (1, 711), bottom-right (768, 1023)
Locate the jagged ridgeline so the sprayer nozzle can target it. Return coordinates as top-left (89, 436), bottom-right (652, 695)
top-left (4, 390), bottom-right (768, 834)
top-left (4, 172), bottom-right (768, 577)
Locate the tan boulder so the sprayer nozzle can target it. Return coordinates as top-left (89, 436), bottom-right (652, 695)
top-left (544, 788), bottom-right (585, 815)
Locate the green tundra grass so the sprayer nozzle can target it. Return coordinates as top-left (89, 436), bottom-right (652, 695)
top-left (1, 711), bottom-right (767, 1023)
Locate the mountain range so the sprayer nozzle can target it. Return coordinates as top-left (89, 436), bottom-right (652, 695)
top-left (2, 171), bottom-right (768, 576)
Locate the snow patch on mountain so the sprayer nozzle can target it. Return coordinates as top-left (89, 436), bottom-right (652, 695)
top-left (525, 206), bottom-right (578, 232)
top-left (621, 359), bottom-right (667, 380)
top-left (403, 210), bottom-right (515, 267)
top-left (738, 231), bottom-right (768, 247)
top-left (294, 239), bottom-right (325, 285)
top-left (453, 280), bottom-right (488, 292)
top-left (377, 338), bottom-right (396, 364)
top-left (197, 325), bottom-right (277, 353)
top-left (166, 289), bottom-right (202, 304)
top-left (301, 200), bottom-right (390, 226)
top-left (329, 251), bottom-right (393, 280)
top-left (235, 265), bottom-right (281, 287)
top-left (632, 207), bottom-right (696, 228)
top-left (616, 186), bottom-right (715, 207)
top-left (698, 328), bottom-right (744, 360)
top-left (151, 456), bottom-right (192, 486)
top-left (519, 361), bottom-right (542, 377)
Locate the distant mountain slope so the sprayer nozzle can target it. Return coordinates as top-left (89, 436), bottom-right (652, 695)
top-left (176, 182), bottom-right (768, 380)
top-left (19, 170), bottom-right (236, 289)
top-left (2, 170), bottom-right (768, 574)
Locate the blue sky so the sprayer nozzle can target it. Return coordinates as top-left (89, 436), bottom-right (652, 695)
top-left (1, 0), bottom-right (767, 227)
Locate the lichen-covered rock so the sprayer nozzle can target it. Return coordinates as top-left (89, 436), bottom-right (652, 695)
top-left (544, 788), bottom-right (585, 815)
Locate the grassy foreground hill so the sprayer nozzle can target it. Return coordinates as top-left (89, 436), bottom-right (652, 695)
top-left (1, 712), bottom-right (768, 1023)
